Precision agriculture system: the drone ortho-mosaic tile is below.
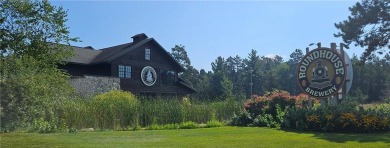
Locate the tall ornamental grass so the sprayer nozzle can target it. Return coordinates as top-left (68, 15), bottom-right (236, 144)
top-left (61, 99), bottom-right (95, 129)
top-left (92, 90), bottom-right (139, 130)
top-left (127, 97), bottom-right (241, 127)
top-left (139, 98), bottom-right (182, 126)
top-left (59, 91), bottom-right (242, 130)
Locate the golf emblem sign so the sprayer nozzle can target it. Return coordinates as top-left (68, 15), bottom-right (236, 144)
top-left (298, 48), bottom-right (346, 98)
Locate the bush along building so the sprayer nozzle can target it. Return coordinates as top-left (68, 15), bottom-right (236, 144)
top-left (59, 33), bottom-right (196, 97)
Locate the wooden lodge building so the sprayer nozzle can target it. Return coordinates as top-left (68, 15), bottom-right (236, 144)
top-left (60, 33), bottom-right (196, 97)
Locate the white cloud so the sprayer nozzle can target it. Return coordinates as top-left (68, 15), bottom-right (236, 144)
top-left (265, 54), bottom-right (277, 59)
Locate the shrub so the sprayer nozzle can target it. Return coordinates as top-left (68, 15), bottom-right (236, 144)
top-left (93, 90), bottom-right (139, 130)
top-left (68, 127), bottom-right (77, 133)
top-left (228, 110), bottom-right (253, 126)
top-left (291, 93), bottom-right (311, 109)
top-left (283, 107), bottom-right (307, 130)
top-left (31, 118), bottom-right (59, 133)
top-left (267, 91), bottom-right (296, 118)
top-left (0, 57), bottom-right (73, 132)
top-left (146, 123), bottom-right (195, 130)
top-left (146, 121), bottom-right (224, 130)
top-left (146, 124), bottom-right (164, 130)
top-left (206, 120), bottom-right (224, 128)
top-left (180, 121), bottom-right (198, 129)
top-left (244, 90), bottom-right (297, 119)
top-left (253, 105), bottom-right (285, 128)
top-left (132, 125), bottom-right (142, 131)
top-left (283, 103), bottom-right (390, 133)
top-left (232, 90), bottom-right (304, 127)
top-left (275, 104), bottom-right (286, 124)
top-left (372, 103), bottom-right (390, 115)
top-left (253, 114), bottom-right (271, 127)
top-left (164, 124), bottom-right (180, 130)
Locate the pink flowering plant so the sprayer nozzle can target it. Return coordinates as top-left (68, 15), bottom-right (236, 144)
top-left (244, 90), bottom-right (297, 118)
top-left (231, 90), bottom-right (308, 127)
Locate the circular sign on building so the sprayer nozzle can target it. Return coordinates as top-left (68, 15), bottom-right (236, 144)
top-left (297, 48), bottom-right (346, 98)
top-left (141, 66), bottom-right (157, 86)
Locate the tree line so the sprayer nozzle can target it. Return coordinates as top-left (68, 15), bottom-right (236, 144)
top-left (171, 45), bottom-right (390, 102)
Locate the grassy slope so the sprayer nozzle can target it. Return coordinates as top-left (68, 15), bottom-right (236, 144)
top-left (1, 127), bottom-right (389, 148)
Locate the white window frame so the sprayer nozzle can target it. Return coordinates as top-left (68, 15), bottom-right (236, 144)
top-left (118, 65), bottom-right (131, 78)
top-left (145, 48), bottom-right (151, 60)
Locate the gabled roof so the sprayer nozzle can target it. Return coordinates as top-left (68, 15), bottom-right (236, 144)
top-left (178, 77), bottom-right (197, 93)
top-left (64, 35), bottom-right (184, 71)
top-left (65, 45), bottom-right (102, 64)
top-left (95, 38), bottom-right (151, 63)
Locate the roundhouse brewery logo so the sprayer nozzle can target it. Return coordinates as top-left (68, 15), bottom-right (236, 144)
top-left (297, 48), bottom-right (346, 98)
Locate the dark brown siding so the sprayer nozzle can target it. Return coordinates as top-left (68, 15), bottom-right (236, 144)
top-left (111, 41), bottom-right (187, 95)
top-left (60, 63), bottom-right (111, 76)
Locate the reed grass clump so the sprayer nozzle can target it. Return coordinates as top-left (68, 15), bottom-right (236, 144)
top-left (59, 91), bottom-right (242, 130)
top-left (93, 90), bottom-right (139, 130)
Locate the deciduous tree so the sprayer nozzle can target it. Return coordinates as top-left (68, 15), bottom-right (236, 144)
top-left (0, 0), bottom-right (78, 64)
top-left (171, 44), bottom-right (191, 70)
top-left (0, 0), bottom-right (78, 131)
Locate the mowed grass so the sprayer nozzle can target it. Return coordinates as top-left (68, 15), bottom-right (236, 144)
top-left (1, 127), bottom-right (389, 148)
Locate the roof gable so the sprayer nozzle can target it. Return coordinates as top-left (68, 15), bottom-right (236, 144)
top-left (99, 38), bottom-right (152, 63)
top-left (64, 35), bottom-right (185, 71)
top-left (107, 38), bottom-right (184, 71)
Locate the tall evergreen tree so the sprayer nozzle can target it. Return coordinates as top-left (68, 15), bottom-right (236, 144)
top-left (194, 69), bottom-right (214, 101)
top-left (262, 56), bottom-right (280, 92)
top-left (272, 63), bottom-right (290, 92)
top-left (334, 0), bottom-right (390, 62)
top-left (210, 56), bottom-right (229, 100)
top-left (287, 49), bottom-right (304, 95)
top-left (226, 55), bottom-right (245, 98)
top-left (243, 49), bottom-right (265, 96)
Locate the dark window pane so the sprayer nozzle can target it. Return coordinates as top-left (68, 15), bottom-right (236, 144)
top-left (161, 70), bottom-right (176, 85)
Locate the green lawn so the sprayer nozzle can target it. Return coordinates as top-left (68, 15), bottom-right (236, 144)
top-left (1, 127), bottom-right (389, 147)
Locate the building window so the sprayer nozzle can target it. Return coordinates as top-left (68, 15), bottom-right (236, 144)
top-left (119, 65), bottom-right (131, 78)
top-left (125, 66), bottom-right (131, 78)
top-left (145, 48), bottom-right (151, 60)
top-left (161, 70), bottom-right (176, 85)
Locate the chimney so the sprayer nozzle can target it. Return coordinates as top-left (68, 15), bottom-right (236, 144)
top-left (131, 33), bottom-right (148, 43)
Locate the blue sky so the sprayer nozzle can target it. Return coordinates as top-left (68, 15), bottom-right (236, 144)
top-left (52, 0), bottom-right (363, 71)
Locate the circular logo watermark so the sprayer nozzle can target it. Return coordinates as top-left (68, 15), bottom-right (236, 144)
top-left (141, 66), bottom-right (157, 86)
top-left (297, 48), bottom-right (346, 98)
